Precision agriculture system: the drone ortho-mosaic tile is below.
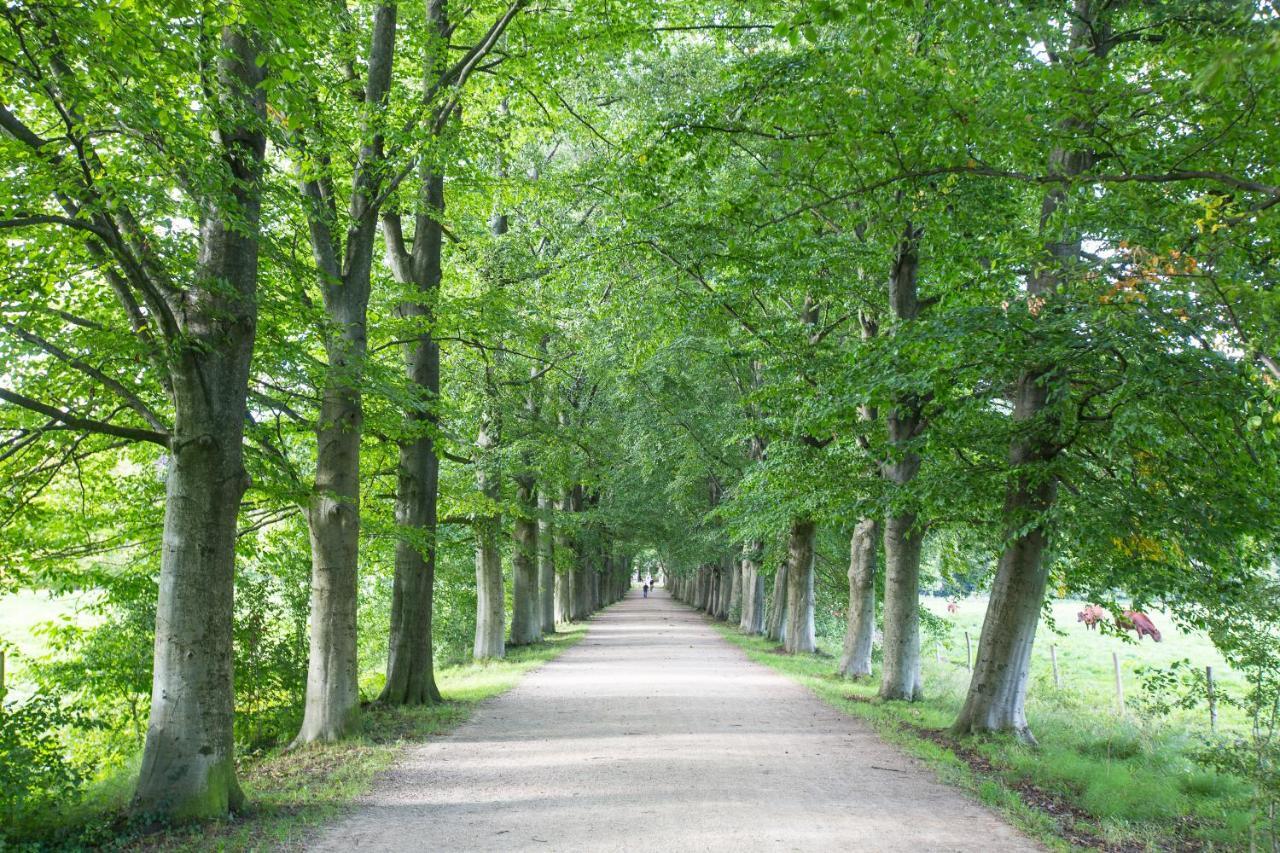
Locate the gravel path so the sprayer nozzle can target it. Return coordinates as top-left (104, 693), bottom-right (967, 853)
top-left (309, 587), bottom-right (1039, 852)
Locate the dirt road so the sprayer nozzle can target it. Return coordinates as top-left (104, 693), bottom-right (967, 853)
top-left (309, 588), bottom-right (1037, 852)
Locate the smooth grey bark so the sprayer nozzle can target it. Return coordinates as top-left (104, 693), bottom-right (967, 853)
top-left (472, 177), bottom-right (510, 660)
top-left (510, 347), bottom-right (541, 646)
top-left (739, 540), bottom-right (766, 635)
top-left (473, 382), bottom-right (504, 659)
top-left (377, 194), bottom-right (443, 705)
top-left (953, 1), bottom-right (1102, 743)
top-left (838, 519), bottom-right (879, 678)
top-left (714, 559), bottom-right (732, 620)
top-left (879, 224), bottom-right (927, 702)
top-left (728, 553), bottom-right (742, 619)
top-left (511, 477), bottom-right (541, 645)
top-left (378, 0), bottom-right (521, 702)
top-left (566, 486), bottom-right (593, 621)
top-left (295, 2), bottom-right (397, 745)
top-left (376, 0), bottom-right (451, 707)
top-left (554, 487), bottom-right (574, 623)
top-left (133, 27), bottom-right (265, 817)
top-left (766, 559), bottom-right (788, 643)
top-left (840, 314), bottom-right (881, 679)
top-left (738, 431), bottom-right (768, 634)
top-left (783, 519), bottom-right (818, 654)
top-left (537, 490), bottom-right (556, 632)
top-left (881, 510), bottom-right (923, 700)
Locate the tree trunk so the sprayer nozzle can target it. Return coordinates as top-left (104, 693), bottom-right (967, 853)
top-left (537, 490), bottom-right (556, 632)
top-left (379, 412), bottom-right (442, 705)
top-left (571, 550), bottom-right (592, 620)
top-left (294, 3), bottom-right (397, 744)
top-left (739, 541), bottom-right (766, 635)
top-left (951, 472), bottom-right (1054, 742)
top-left (880, 510), bottom-right (923, 700)
top-left (784, 519), bottom-right (817, 653)
top-left (554, 488), bottom-right (573, 622)
top-left (473, 395), bottom-right (504, 659)
top-left (766, 560), bottom-right (788, 643)
top-left (879, 224), bottom-right (926, 702)
top-left (377, 0), bottom-right (446, 706)
top-left (728, 553), bottom-right (742, 619)
top-left (511, 476), bottom-right (541, 645)
top-left (838, 519), bottom-right (879, 678)
top-left (133, 26), bottom-right (264, 818)
top-left (953, 0), bottom-right (1102, 742)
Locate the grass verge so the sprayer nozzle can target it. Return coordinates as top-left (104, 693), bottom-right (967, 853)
top-left (714, 624), bottom-right (1253, 853)
top-left (16, 624), bottom-right (586, 853)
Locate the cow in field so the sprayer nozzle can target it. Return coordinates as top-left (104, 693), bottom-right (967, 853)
top-left (1118, 610), bottom-right (1162, 642)
top-left (1077, 605), bottom-right (1106, 630)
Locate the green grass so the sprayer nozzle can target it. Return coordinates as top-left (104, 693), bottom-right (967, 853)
top-left (16, 624), bottom-right (586, 852)
top-left (716, 605), bottom-right (1259, 853)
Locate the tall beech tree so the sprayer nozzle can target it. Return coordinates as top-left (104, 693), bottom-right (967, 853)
top-left (0, 4), bottom-right (268, 817)
top-left (293, 1), bottom-right (397, 746)
top-left (378, 0), bottom-right (525, 700)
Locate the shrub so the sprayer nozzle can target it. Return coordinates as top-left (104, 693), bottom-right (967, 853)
top-left (0, 694), bottom-right (90, 836)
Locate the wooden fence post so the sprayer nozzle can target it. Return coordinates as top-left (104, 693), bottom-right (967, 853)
top-left (935, 643), bottom-right (943, 664)
top-left (1113, 651), bottom-right (1124, 712)
top-left (964, 631), bottom-right (972, 672)
top-left (1050, 644), bottom-right (1061, 690)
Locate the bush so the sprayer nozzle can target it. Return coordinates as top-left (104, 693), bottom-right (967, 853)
top-left (0, 694), bottom-right (90, 836)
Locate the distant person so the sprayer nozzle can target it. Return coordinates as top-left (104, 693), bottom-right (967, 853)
top-left (643, 583), bottom-right (649, 598)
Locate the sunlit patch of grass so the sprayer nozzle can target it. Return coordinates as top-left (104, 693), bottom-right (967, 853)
top-left (19, 624), bottom-right (587, 852)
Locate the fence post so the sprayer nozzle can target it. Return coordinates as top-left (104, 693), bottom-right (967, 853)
top-left (964, 631), bottom-right (972, 672)
top-left (1113, 651), bottom-right (1124, 712)
top-left (1050, 644), bottom-right (1061, 690)
top-left (1206, 665), bottom-right (1217, 733)
top-left (935, 643), bottom-right (943, 664)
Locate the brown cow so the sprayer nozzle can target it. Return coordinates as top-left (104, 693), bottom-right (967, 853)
top-left (1077, 605), bottom-right (1106, 630)
top-left (1118, 610), bottom-right (1162, 642)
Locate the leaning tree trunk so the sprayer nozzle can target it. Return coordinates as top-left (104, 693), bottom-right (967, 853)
top-left (766, 560), bottom-right (788, 643)
top-left (953, 0), bottom-right (1100, 741)
top-left (784, 519), bottom-right (818, 654)
top-left (537, 490), bottom-right (556, 632)
top-left (739, 541), bottom-right (766, 635)
top-left (134, 27), bottom-right (264, 818)
top-left (838, 518), bottom-right (879, 678)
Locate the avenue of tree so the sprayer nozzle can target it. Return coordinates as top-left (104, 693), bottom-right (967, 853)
top-left (2, 0), bottom-right (1279, 825)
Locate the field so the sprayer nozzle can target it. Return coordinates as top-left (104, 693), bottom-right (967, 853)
top-left (922, 596), bottom-right (1245, 734)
